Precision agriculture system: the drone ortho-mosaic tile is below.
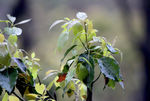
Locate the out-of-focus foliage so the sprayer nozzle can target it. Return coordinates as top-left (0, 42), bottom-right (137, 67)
top-left (0, 15), bottom-right (55, 101)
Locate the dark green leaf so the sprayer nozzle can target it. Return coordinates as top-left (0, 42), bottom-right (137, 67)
top-left (78, 53), bottom-right (94, 89)
top-left (12, 57), bottom-right (26, 73)
top-left (0, 68), bottom-right (18, 93)
top-left (61, 45), bottom-right (77, 62)
top-left (98, 57), bottom-right (122, 81)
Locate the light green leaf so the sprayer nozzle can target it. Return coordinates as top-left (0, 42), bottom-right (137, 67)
top-left (8, 35), bottom-right (17, 44)
top-left (57, 31), bottom-right (69, 51)
top-left (31, 52), bottom-right (35, 58)
top-left (2, 92), bottom-right (8, 101)
top-left (72, 23), bottom-right (83, 35)
top-left (4, 27), bottom-right (22, 36)
top-left (35, 83), bottom-right (45, 95)
top-left (9, 96), bottom-right (19, 101)
top-left (0, 34), bottom-right (5, 43)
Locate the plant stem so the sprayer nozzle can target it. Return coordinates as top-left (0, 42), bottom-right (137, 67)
top-left (13, 92), bottom-right (25, 101)
top-left (37, 75), bottom-right (41, 85)
top-left (86, 84), bottom-right (93, 101)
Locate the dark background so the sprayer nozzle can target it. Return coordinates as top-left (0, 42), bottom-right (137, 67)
top-left (0, 0), bottom-right (149, 101)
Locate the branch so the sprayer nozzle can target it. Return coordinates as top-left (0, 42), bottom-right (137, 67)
top-left (13, 92), bottom-right (25, 101)
top-left (92, 72), bottom-right (101, 85)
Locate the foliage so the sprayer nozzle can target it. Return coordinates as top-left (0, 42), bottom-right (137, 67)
top-left (47, 12), bottom-right (124, 100)
top-left (0, 12), bottom-right (124, 101)
top-left (0, 15), bottom-right (56, 101)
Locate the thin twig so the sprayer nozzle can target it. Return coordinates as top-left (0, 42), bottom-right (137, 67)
top-left (13, 92), bottom-right (25, 101)
top-left (37, 75), bottom-right (41, 85)
top-left (92, 72), bottom-right (101, 85)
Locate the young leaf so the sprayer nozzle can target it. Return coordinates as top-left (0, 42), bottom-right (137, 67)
top-left (4, 27), bottom-right (22, 36)
top-left (76, 12), bottom-right (88, 21)
top-left (61, 45), bottom-right (77, 62)
top-left (35, 83), bottom-right (45, 95)
top-left (12, 57), bottom-right (26, 73)
top-left (0, 34), bottom-right (5, 43)
top-left (0, 68), bottom-right (18, 93)
top-left (49, 20), bottom-right (65, 31)
top-left (15, 19), bottom-right (31, 25)
top-left (7, 14), bottom-right (16, 23)
top-left (2, 92), bottom-right (8, 101)
top-left (98, 57), bottom-right (122, 81)
top-left (8, 35), bottom-right (18, 44)
top-left (9, 96), bottom-right (19, 101)
top-left (57, 31), bottom-right (69, 51)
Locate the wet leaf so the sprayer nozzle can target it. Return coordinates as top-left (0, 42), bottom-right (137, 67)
top-left (12, 57), bottom-right (26, 73)
top-left (4, 27), bottom-right (22, 36)
top-left (0, 68), bottom-right (18, 93)
top-left (7, 14), bottom-right (16, 23)
top-left (98, 57), bottom-right (122, 81)
top-left (76, 12), bottom-right (88, 20)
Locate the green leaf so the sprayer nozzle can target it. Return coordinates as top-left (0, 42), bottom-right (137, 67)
top-left (0, 43), bottom-right (11, 66)
top-left (12, 57), bottom-right (26, 73)
top-left (106, 44), bottom-right (117, 54)
top-left (108, 79), bottom-right (116, 89)
top-left (2, 92), bottom-right (8, 101)
top-left (98, 57), bottom-right (122, 81)
top-left (0, 34), bottom-right (5, 43)
top-left (8, 35), bottom-right (18, 44)
top-left (0, 68), bottom-right (18, 93)
top-left (57, 31), bottom-right (69, 51)
top-left (7, 14), bottom-right (16, 23)
top-left (9, 96), bottom-right (19, 101)
top-left (65, 68), bottom-right (75, 86)
top-left (35, 83), bottom-right (45, 95)
top-left (76, 12), bottom-right (88, 20)
top-left (76, 63), bottom-right (89, 81)
top-left (15, 19), bottom-right (31, 25)
top-left (4, 27), bottom-right (22, 36)
top-left (31, 52), bottom-right (35, 58)
top-left (61, 45), bottom-right (77, 62)
top-left (49, 20), bottom-right (65, 31)
top-left (78, 53), bottom-right (94, 89)
top-left (72, 23), bottom-right (83, 35)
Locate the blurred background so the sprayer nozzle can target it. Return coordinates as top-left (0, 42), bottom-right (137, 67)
top-left (0, 0), bottom-right (149, 101)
